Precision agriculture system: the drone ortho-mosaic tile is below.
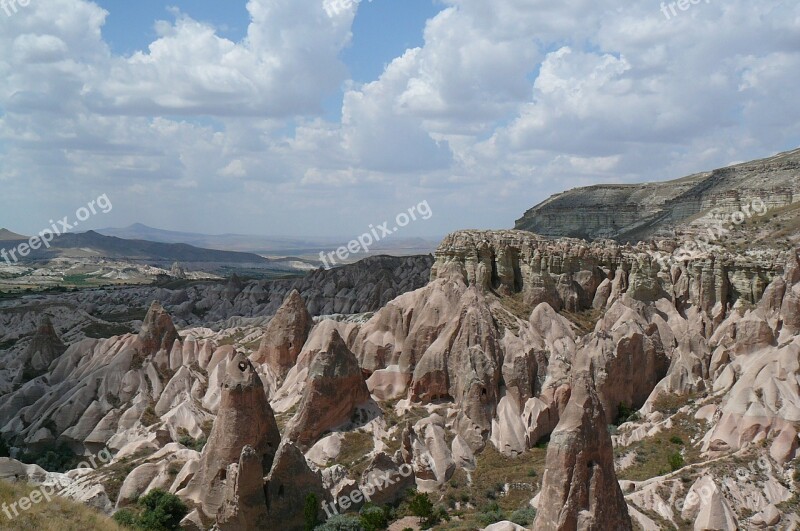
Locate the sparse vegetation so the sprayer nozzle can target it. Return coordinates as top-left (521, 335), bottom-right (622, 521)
top-left (19, 441), bottom-right (77, 472)
top-left (359, 504), bottom-right (389, 531)
top-left (617, 412), bottom-right (702, 481)
top-left (177, 428), bottom-right (207, 452)
top-left (615, 403), bottom-right (640, 425)
top-left (141, 402), bottom-right (160, 427)
top-left (112, 489), bottom-right (188, 530)
top-left (408, 491), bottom-right (448, 529)
top-left (510, 506), bottom-right (537, 526)
top-left (668, 451), bottom-right (685, 471)
top-left (335, 430), bottom-right (375, 479)
top-left (560, 309), bottom-right (604, 336)
top-left (305, 493), bottom-right (320, 531)
top-left (0, 479), bottom-right (124, 530)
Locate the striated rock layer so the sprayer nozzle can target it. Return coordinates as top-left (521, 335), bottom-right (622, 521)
top-left (515, 147), bottom-right (800, 242)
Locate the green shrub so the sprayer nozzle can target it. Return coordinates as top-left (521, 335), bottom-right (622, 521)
top-left (510, 506), bottom-right (537, 526)
top-left (477, 502), bottom-right (505, 526)
top-left (0, 437), bottom-right (9, 458)
top-left (315, 514), bottom-right (364, 530)
top-left (669, 436), bottom-right (684, 445)
top-left (19, 442), bottom-right (77, 472)
top-left (615, 403), bottom-right (640, 425)
top-left (407, 491), bottom-right (447, 529)
top-left (668, 452), bottom-right (685, 471)
top-left (113, 509), bottom-right (137, 527)
top-left (114, 489), bottom-right (188, 530)
top-left (177, 433), bottom-right (207, 452)
top-left (305, 493), bottom-right (320, 531)
top-left (359, 504), bottom-right (388, 531)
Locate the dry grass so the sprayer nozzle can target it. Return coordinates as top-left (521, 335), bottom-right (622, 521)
top-left (335, 430), bottom-right (375, 479)
top-left (434, 446), bottom-right (546, 529)
top-left (0, 480), bottom-right (123, 531)
top-left (560, 309), bottom-right (603, 336)
top-left (616, 412), bottom-right (703, 482)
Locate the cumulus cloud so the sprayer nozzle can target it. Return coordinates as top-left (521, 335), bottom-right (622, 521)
top-left (0, 0), bottom-right (798, 237)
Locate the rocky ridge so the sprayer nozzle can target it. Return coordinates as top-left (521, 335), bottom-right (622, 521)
top-left (515, 147), bottom-right (800, 242)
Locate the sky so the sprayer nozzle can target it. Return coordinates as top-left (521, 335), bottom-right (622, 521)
top-left (0, 0), bottom-right (798, 239)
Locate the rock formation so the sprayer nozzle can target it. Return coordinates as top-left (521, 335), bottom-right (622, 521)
top-left (515, 147), bottom-right (800, 242)
top-left (22, 316), bottom-right (66, 373)
top-left (138, 300), bottom-right (179, 355)
top-left (534, 370), bottom-right (632, 531)
top-left (181, 350), bottom-right (280, 523)
top-left (285, 329), bottom-right (371, 451)
top-left (250, 289), bottom-right (312, 380)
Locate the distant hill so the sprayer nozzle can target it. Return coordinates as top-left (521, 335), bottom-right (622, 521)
top-left (0, 228), bottom-right (28, 241)
top-left (97, 223), bottom-right (346, 255)
top-left (515, 147), bottom-right (800, 242)
top-left (97, 223), bottom-right (440, 257)
top-left (2, 230), bottom-right (272, 264)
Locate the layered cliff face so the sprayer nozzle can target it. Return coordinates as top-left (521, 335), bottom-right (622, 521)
top-left (515, 147), bottom-right (800, 242)
top-left (430, 230), bottom-right (784, 313)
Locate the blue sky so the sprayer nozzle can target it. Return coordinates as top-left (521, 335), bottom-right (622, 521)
top-left (0, 0), bottom-right (798, 238)
top-left (95, 0), bottom-right (441, 119)
top-left (96, 0), bottom-right (441, 81)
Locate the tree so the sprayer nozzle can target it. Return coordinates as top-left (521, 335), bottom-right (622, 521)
top-left (359, 504), bottom-right (388, 531)
top-left (315, 514), bottom-right (364, 530)
top-left (668, 451), bottom-right (685, 471)
top-left (114, 489), bottom-right (188, 530)
top-left (408, 491), bottom-right (446, 529)
top-left (305, 493), bottom-right (320, 531)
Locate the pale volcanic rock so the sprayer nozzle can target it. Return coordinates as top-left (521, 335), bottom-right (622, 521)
top-left (583, 298), bottom-right (671, 423)
top-left (250, 289), bottom-right (312, 381)
top-left (533, 371), bottom-right (632, 531)
top-left (514, 148), bottom-right (800, 241)
top-left (360, 452), bottom-right (415, 506)
top-left (285, 329), bottom-right (371, 451)
top-left (483, 522), bottom-right (527, 531)
top-left (403, 415), bottom-right (455, 491)
top-left (411, 288), bottom-right (501, 450)
top-left (181, 350), bottom-right (280, 521)
top-left (22, 316), bottom-right (67, 372)
top-left (215, 445), bottom-right (270, 530)
top-left (262, 440), bottom-right (327, 528)
top-left (683, 476), bottom-right (738, 530)
top-left (138, 301), bottom-right (180, 356)
top-left (350, 276), bottom-right (467, 376)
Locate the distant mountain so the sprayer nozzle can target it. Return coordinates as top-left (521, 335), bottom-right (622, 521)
top-left (0, 229), bottom-right (28, 241)
top-left (96, 223), bottom-right (440, 257)
top-left (515, 147), bottom-right (800, 242)
top-left (12, 230), bottom-right (273, 264)
top-left (97, 223), bottom-right (344, 255)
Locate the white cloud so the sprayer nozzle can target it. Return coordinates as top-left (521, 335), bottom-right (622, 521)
top-left (0, 0), bottom-right (798, 238)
